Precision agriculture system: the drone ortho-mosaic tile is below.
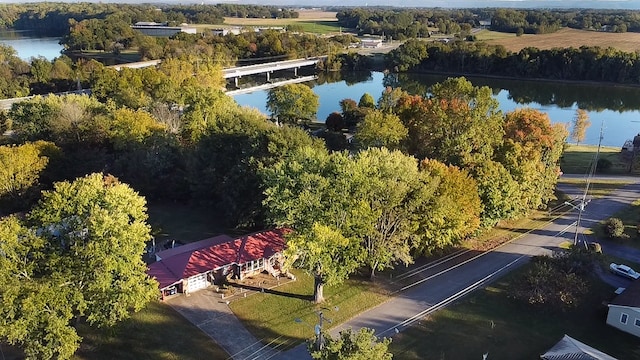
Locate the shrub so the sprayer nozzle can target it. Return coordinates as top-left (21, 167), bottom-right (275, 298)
top-left (604, 217), bottom-right (625, 239)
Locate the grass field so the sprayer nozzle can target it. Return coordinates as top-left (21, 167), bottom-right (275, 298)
top-left (483, 27), bottom-right (640, 53)
top-left (389, 264), bottom-right (640, 360)
top-left (560, 144), bottom-right (628, 175)
top-left (218, 11), bottom-right (340, 34)
top-left (74, 301), bottom-right (229, 360)
top-left (229, 269), bottom-right (390, 350)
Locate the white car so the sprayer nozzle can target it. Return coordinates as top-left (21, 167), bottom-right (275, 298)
top-left (610, 263), bottom-right (640, 280)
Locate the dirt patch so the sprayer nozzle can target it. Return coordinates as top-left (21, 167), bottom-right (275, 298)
top-left (485, 28), bottom-right (640, 53)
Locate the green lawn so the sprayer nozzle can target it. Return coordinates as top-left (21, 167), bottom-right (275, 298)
top-left (389, 266), bottom-right (640, 360)
top-left (229, 269), bottom-right (390, 350)
top-left (74, 301), bottom-right (228, 360)
top-left (474, 29), bottom-right (516, 40)
top-left (561, 144), bottom-right (628, 175)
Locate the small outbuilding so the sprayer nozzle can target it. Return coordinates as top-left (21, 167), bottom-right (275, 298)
top-left (540, 334), bottom-right (617, 360)
top-left (147, 228), bottom-right (290, 300)
top-left (606, 279), bottom-right (640, 338)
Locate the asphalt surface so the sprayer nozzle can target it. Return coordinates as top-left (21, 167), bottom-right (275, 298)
top-left (271, 176), bottom-right (640, 360)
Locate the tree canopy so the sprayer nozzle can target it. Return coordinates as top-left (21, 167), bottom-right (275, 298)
top-left (0, 173), bottom-right (157, 359)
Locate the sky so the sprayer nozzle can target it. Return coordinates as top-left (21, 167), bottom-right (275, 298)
top-left (0, 0), bottom-right (639, 9)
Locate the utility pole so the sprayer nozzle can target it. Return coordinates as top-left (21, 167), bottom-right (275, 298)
top-left (315, 311), bottom-right (324, 351)
top-left (574, 119), bottom-right (604, 247)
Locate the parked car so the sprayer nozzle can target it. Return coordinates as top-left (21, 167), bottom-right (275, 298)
top-left (610, 263), bottom-right (640, 280)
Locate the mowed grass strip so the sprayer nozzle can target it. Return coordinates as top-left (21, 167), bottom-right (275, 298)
top-left (229, 269), bottom-right (389, 350)
top-left (561, 144), bottom-right (627, 175)
top-left (74, 301), bottom-right (228, 360)
top-left (389, 266), bottom-right (640, 360)
top-left (483, 27), bottom-right (640, 53)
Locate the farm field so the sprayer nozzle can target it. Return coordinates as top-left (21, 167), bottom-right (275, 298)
top-left (220, 10), bottom-right (340, 34)
top-left (482, 27), bottom-right (640, 53)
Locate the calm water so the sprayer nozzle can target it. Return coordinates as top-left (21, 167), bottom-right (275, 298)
top-left (0, 30), bottom-right (63, 61)
top-left (233, 72), bottom-right (640, 147)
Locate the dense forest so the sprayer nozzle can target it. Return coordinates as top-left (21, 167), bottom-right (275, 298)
top-left (386, 39), bottom-right (640, 85)
top-left (336, 7), bottom-right (640, 38)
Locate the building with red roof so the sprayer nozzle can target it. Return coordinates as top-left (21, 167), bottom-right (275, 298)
top-left (147, 228), bottom-right (289, 299)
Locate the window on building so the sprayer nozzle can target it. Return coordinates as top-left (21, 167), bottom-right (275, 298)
top-left (620, 313), bottom-right (628, 324)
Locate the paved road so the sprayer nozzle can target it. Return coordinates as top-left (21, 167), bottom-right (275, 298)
top-left (273, 177), bottom-right (640, 360)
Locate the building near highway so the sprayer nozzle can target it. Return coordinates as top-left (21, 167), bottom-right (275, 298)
top-left (132, 22), bottom-right (196, 36)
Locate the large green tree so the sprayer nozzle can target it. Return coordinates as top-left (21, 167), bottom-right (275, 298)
top-left (266, 83), bottom-right (319, 125)
top-left (0, 173), bottom-right (157, 359)
top-left (262, 147), bottom-right (436, 280)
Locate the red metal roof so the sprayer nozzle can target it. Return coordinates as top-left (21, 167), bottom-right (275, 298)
top-left (155, 234), bottom-right (234, 260)
top-left (147, 229), bottom-right (289, 289)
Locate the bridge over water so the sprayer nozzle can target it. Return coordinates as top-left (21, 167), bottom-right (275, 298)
top-left (0, 57), bottom-right (325, 110)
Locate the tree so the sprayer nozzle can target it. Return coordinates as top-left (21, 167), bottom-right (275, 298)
top-left (349, 148), bottom-right (433, 278)
top-left (309, 328), bottom-right (393, 360)
top-left (499, 108), bottom-right (567, 211)
top-left (284, 224), bottom-right (363, 303)
top-left (0, 173), bottom-right (157, 359)
top-left (355, 109), bottom-right (407, 150)
top-left (604, 217), bottom-right (626, 239)
top-left (266, 83), bottom-right (319, 125)
top-left (358, 92), bottom-right (375, 108)
top-left (325, 111), bottom-right (345, 132)
top-left (262, 147), bottom-right (436, 280)
top-left (571, 108), bottom-right (591, 145)
top-left (416, 159), bottom-right (481, 254)
top-left (0, 141), bottom-right (55, 210)
top-left (397, 78), bottom-right (503, 166)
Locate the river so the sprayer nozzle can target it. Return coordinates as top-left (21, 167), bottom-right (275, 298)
top-left (233, 71), bottom-right (640, 147)
top-left (0, 30), bottom-right (63, 61)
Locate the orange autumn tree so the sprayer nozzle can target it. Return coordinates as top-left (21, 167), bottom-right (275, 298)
top-left (499, 108), bottom-right (567, 210)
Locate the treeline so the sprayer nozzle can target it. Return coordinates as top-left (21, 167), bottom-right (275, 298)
top-left (387, 39), bottom-right (640, 85)
top-left (0, 2), bottom-right (298, 37)
top-left (336, 7), bottom-right (640, 39)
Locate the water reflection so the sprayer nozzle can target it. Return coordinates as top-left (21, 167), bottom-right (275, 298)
top-left (234, 71), bottom-right (640, 147)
